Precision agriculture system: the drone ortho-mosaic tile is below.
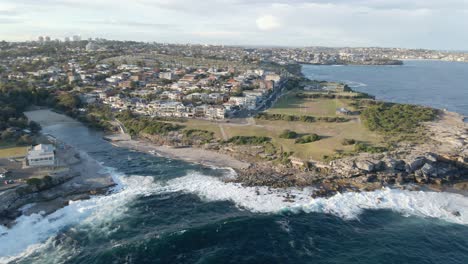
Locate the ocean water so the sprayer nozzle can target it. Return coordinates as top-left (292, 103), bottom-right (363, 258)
top-left (1, 61), bottom-right (468, 263)
top-left (302, 60), bottom-right (468, 116)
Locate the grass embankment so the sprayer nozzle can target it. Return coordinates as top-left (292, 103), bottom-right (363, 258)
top-left (0, 145), bottom-right (28, 158)
top-left (117, 110), bottom-right (184, 136)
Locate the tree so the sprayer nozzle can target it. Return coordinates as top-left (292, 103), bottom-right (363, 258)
top-left (1, 130), bottom-right (15, 141)
top-left (18, 134), bottom-right (33, 145)
top-left (29, 121), bottom-right (42, 134)
top-left (57, 93), bottom-right (80, 111)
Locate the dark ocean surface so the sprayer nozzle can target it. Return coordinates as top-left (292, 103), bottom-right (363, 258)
top-left (1, 61), bottom-right (468, 264)
top-left (302, 60), bottom-right (468, 116)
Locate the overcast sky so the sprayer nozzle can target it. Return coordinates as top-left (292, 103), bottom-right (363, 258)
top-left (1, 0), bottom-right (467, 50)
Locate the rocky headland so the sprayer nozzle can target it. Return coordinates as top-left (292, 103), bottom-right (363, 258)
top-left (112, 109), bottom-right (467, 198)
top-left (232, 111), bottom-right (468, 197)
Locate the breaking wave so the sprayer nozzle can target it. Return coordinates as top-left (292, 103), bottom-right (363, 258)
top-left (0, 170), bottom-right (161, 263)
top-left (343, 80), bottom-right (368, 88)
top-left (166, 172), bottom-right (468, 225)
top-left (1, 170), bottom-right (467, 262)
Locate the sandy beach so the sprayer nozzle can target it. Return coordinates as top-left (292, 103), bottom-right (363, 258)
top-left (114, 139), bottom-right (250, 170)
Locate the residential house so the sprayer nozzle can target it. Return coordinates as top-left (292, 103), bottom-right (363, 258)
top-left (159, 72), bottom-right (174, 80)
top-left (27, 144), bottom-right (56, 167)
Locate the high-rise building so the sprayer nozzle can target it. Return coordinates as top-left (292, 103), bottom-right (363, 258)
top-left (45, 36), bottom-right (51, 42)
top-left (38, 36), bottom-right (44, 43)
top-left (64, 37), bottom-right (70, 42)
top-left (86, 41), bottom-right (99, 51)
top-left (72, 35), bottom-right (81, 42)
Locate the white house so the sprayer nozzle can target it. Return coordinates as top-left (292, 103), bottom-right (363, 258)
top-left (27, 144), bottom-right (56, 167)
top-left (159, 72), bottom-right (174, 80)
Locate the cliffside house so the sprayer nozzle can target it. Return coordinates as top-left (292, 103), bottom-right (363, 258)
top-left (27, 144), bottom-right (56, 167)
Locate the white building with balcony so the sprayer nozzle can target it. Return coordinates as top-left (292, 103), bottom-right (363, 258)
top-left (27, 144), bottom-right (56, 167)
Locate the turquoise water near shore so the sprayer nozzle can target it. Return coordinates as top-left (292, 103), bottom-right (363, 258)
top-left (1, 61), bottom-right (468, 263)
top-left (302, 60), bottom-right (468, 116)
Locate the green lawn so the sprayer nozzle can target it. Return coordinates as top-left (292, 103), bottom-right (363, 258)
top-left (257, 119), bottom-right (381, 160)
top-left (178, 119), bottom-right (223, 139)
top-left (267, 91), bottom-right (353, 117)
top-left (167, 91), bottom-right (383, 161)
top-left (0, 145), bottom-right (29, 158)
top-left (212, 119), bottom-right (382, 161)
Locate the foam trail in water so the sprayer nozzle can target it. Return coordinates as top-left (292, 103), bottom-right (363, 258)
top-left (0, 171), bottom-right (161, 263)
top-left (2, 171), bottom-right (467, 262)
top-left (344, 80), bottom-right (368, 88)
top-left (166, 173), bottom-right (468, 225)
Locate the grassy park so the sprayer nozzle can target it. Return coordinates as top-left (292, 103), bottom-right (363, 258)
top-left (267, 90), bottom-right (355, 117)
top-left (126, 88), bottom-right (432, 162)
top-left (0, 145), bottom-right (28, 159)
top-left (179, 89), bottom-right (383, 161)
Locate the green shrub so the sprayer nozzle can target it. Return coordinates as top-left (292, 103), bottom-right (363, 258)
top-left (342, 138), bottom-right (356, 145)
top-left (295, 134), bottom-right (320, 144)
top-left (361, 102), bottom-right (437, 135)
top-left (255, 113), bottom-right (348, 123)
top-left (117, 111), bottom-right (184, 136)
top-left (226, 136), bottom-right (271, 145)
top-left (183, 129), bottom-right (214, 143)
top-left (26, 178), bottom-right (42, 187)
top-left (279, 130), bottom-right (298, 139)
top-left (354, 142), bottom-right (388, 153)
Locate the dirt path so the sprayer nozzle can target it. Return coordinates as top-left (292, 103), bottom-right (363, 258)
top-left (219, 124), bottom-right (228, 140)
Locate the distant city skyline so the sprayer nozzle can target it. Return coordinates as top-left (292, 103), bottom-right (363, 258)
top-left (1, 0), bottom-right (468, 50)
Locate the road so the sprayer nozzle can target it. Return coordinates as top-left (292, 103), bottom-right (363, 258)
top-left (231, 78), bottom-right (289, 119)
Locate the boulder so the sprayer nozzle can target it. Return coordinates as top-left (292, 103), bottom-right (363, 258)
top-left (421, 163), bottom-right (437, 177)
top-left (395, 173), bottom-right (408, 184)
top-left (371, 160), bottom-right (386, 171)
top-left (382, 176), bottom-right (396, 184)
top-left (355, 160), bottom-right (375, 172)
top-left (424, 153), bottom-right (439, 163)
top-left (433, 178), bottom-right (443, 185)
top-left (329, 159), bottom-right (360, 177)
top-left (405, 157), bottom-right (426, 173)
top-left (414, 175), bottom-right (426, 184)
top-left (366, 174), bottom-right (378, 183)
top-left (384, 158), bottom-right (406, 171)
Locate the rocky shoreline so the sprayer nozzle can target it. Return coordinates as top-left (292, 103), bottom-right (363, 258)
top-left (0, 145), bottom-right (115, 227)
top-left (3, 107), bottom-right (465, 227)
top-left (231, 111), bottom-right (468, 197)
top-left (0, 110), bottom-right (116, 227)
top-left (114, 110), bottom-right (467, 199)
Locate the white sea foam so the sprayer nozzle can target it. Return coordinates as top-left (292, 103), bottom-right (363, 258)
top-left (165, 172), bottom-right (468, 225)
top-left (2, 171), bottom-right (467, 262)
top-left (0, 171), bottom-right (161, 263)
top-left (344, 80), bottom-right (368, 88)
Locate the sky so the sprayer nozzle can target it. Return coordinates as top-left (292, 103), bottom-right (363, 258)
top-left (0, 0), bottom-right (468, 50)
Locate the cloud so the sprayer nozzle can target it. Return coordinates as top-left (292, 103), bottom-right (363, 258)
top-left (0, 0), bottom-right (467, 49)
top-left (256, 15), bottom-right (281, 31)
top-left (82, 19), bottom-right (177, 29)
top-left (0, 18), bottom-right (22, 24)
